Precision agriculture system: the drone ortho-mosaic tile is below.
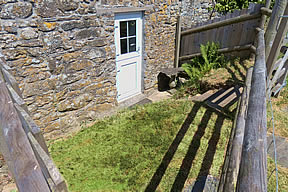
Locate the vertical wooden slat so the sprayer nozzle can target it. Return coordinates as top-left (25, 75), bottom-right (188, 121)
top-left (236, 29), bottom-right (267, 192)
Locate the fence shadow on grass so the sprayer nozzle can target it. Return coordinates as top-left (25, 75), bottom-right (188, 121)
top-left (144, 103), bottom-right (202, 192)
top-left (189, 114), bottom-right (225, 192)
top-left (145, 86), bottom-right (242, 192)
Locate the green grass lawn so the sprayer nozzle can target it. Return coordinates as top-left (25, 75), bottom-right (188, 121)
top-left (49, 62), bottom-right (288, 192)
top-left (49, 100), bottom-right (233, 191)
top-left (267, 77), bottom-right (288, 192)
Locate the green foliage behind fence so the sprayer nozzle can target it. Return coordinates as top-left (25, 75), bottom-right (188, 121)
top-left (215, 0), bottom-right (274, 13)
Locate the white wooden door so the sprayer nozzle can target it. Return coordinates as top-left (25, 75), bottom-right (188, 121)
top-left (115, 12), bottom-right (143, 102)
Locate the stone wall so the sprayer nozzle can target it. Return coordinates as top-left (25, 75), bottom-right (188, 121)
top-left (0, 0), bottom-right (181, 139)
top-left (181, 0), bottom-right (220, 30)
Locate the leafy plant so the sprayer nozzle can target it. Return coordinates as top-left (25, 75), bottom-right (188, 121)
top-left (182, 41), bottom-right (226, 86)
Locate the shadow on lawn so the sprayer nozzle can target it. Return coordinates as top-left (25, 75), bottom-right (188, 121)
top-left (145, 86), bottom-right (241, 192)
top-left (225, 58), bottom-right (250, 85)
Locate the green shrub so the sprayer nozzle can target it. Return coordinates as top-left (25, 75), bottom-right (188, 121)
top-left (215, 0), bottom-right (274, 14)
top-left (182, 42), bottom-right (226, 85)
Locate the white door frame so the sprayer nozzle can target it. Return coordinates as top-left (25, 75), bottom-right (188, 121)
top-left (115, 12), bottom-right (143, 102)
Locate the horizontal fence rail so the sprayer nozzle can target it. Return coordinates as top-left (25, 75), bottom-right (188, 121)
top-left (218, 29), bottom-right (268, 192)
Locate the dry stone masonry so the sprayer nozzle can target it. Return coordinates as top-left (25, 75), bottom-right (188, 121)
top-left (0, 0), bottom-right (213, 139)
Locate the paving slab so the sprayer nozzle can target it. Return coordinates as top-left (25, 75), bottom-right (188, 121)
top-left (267, 134), bottom-right (288, 168)
top-left (147, 90), bottom-right (172, 102)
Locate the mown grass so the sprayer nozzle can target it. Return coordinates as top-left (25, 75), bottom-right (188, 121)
top-left (267, 76), bottom-right (288, 137)
top-left (50, 99), bottom-right (233, 191)
top-left (267, 76), bottom-right (288, 192)
top-left (268, 157), bottom-right (288, 192)
top-left (49, 60), bottom-right (288, 191)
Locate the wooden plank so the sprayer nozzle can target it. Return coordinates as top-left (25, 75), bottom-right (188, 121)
top-left (210, 18), bottom-right (221, 43)
top-left (277, 59), bottom-right (288, 84)
top-left (272, 58), bottom-right (283, 71)
top-left (174, 16), bottom-right (182, 68)
top-left (274, 60), bottom-right (288, 97)
top-left (0, 81), bottom-right (50, 192)
top-left (236, 30), bottom-right (267, 192)
top-left (192, 32), bottom-right (200, 54)
top-left (222, 14), bottom-right (233, 48)
top-left (14, 103), bottom-right (49, 155)
top-left (266, 3), bottom-right (288, 80)
top-left (182, 11), bottom-right (262, 36)
top-left (221, 68), bottom-right (253, 192)
top-left (27, 132), bottom-right (68, 192)
top-left (1, 67), bottom-right (23, 99)
top-left (238, 9), bottom-right (250, 46)
top-left (179, 35), bottom-right (186, 57)
top-left (229, 10), bottom-right (243, 47)
top-left (183, 34), bottom-right (191, 56)
top-left (6, 83), bottom-right (29, 113)
top-left (267, 51), bottom-right (288, 96)
top-left (217, 25), bottom-right (225, 49)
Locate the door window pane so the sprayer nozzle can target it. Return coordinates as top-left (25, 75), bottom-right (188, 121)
top-left (129, 37), bottom-right (136, 52)
top-left (120, 39), bottom-right (128, 54)
top-left (128, 20), bottom-right (136, 36)
top-left (120, 21), bottom-right (127, 38)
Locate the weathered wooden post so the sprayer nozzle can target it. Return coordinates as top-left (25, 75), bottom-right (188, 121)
top-left (266, 3), bottom-right (288, 81)
top-left (174, 16), bottom-right (182, 68)
top-left (265, 0), bottom-right (287, 58)
top-left (260, 0), bottom-right (272, 29)
top-left (236, 29), bottom-right (267, 192)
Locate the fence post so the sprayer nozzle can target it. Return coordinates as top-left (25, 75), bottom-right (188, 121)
top-left (260, 0), bottom-right (272, 29)
top-left (174, 16), bottom-right (182, 68)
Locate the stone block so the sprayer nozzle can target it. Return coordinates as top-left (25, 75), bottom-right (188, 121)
top-left (36, 0), bottom-right (61, 18)
top-left (66, 59), bottom-right (94, 73)
top-left (23, 79), bottom-right (56, 97)
top-left (84, 48), bottom-right (105, 59)
top-left (20, 28), bottom-right (39, 40)
top-left (57, 0), bottom-right (79, 11)
top-left (57, 93), bottom-right (93, 112)
top-left (0, 2), bottom-right (32, 19)
top-left (2, 49), bottom-right (27, 60)
top-left (86, 39), bottom-right (107, 47)
top-left (75, 28), bottom-right (101, 39)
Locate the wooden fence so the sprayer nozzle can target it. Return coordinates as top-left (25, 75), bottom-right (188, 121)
top-left (177, 3), bottom-right (272, 64)
top-left (216, 2), bottom-right (288, 191)
top-left (0, 50), bottom-right (68, 192)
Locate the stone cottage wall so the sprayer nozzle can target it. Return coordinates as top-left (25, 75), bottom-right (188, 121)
top-left (0, 0), bottom-right (181, 139)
